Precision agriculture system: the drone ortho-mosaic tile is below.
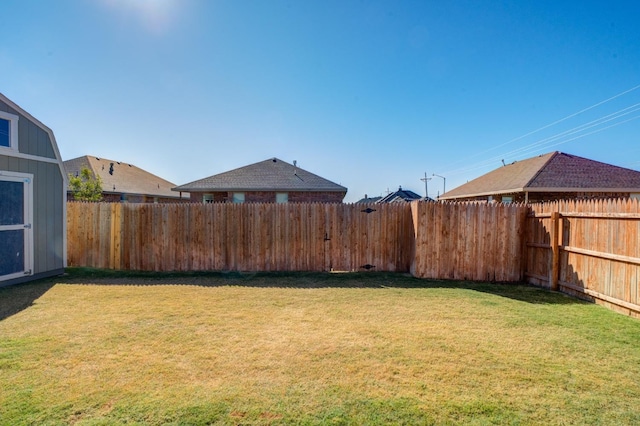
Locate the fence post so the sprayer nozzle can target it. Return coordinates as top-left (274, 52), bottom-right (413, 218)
top-left (109, 203), bottom-right (122, 270)
top-left (550, 211), bottom-right (560, 290)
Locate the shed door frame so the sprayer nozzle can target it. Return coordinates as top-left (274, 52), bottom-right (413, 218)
top-left (0, 170), bottom-right (34, 281)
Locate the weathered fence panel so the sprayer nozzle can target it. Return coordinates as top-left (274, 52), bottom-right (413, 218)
top-left (410, 202), bottom-right (528, 281)
top-left (527, 199), bottom-right (640, 317)
top-left (67, 202), bottom-right (416, 273)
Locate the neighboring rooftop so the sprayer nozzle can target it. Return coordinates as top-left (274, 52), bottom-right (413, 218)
top-left (173, 158), bottom-right (347, 193)
top-left (377, 186), bottom-right (423, 203)
top-left (64, 155), bottom-right (188, 199)
top-left (440, 151), bottom-right (640, 200)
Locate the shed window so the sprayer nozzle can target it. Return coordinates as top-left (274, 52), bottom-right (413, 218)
top-left (0, 111), bottom-right (19, 150)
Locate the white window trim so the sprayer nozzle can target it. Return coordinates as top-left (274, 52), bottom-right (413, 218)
top-left (0, 170), bottom-right (34, 281)
top-left (203, 194), bottom-right (214, 204)
top-left (0, 110), bottom-right (19, 152)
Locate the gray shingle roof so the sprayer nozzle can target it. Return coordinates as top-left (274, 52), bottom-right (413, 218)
top-left (173, 158), bottom-right (347, 193)
top-left (377, 187), bottom-right (423, 203)
top-left (64, 155), bottom-right (188, 199)
top-left (440, 151), bottom-right (640, 199)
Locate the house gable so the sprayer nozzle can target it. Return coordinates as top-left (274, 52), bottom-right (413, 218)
top-left (174, 158), bottom-right (347, 202)
top-left (440, 151), bottom-right (640, 202)
top-left (64, 155), bottom-right (189, 201)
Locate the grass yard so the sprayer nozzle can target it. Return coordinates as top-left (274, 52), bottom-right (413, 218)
top-left (1, 270), bottom-right (640, 425)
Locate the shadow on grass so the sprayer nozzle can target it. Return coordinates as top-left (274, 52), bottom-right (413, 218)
top-left (0, 279), bottom-right (56, 321)
top-left (57, 267), bottom-right (585, 306)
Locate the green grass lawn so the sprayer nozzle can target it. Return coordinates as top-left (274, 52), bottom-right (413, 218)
top-left (1, 269), bottom-right (640, 425)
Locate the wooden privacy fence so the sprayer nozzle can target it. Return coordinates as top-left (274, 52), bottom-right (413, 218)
top-left (411, 202), bottom-right (527, 281)
top-left (526, 199), bottom-right (640, 317)
top-left (67, 202), bottom-right (415, 273)
top-left (67, 201), bottom-right (528, 280)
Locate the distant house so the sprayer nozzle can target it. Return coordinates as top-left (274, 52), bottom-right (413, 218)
top-left (439, 151), bottom-right (640, 203)
top-left (1, 92), bottom-right (66, 286)
top-left (64, 156), bottom-right (190, 203)
top-left (356, 187), bottom-right (429, 204)
top-left (377, 186), bottom-right (425, 203)
top-left (173, 157), bottom-right (347, 203)
top-left (355, 194), bottom-right (383, 204)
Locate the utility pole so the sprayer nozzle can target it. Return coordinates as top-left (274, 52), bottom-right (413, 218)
top-left (420, 172), bottom-right (431, 198)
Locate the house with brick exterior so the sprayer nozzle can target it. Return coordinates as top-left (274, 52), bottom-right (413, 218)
top-left (173, 157), bottom-right (347, 203)
top-left (64, 155), bottom-right (190, 203)
top-left (439, 151), bottom-right (640, 203)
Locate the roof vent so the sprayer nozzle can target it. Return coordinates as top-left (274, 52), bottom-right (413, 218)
top-left (272, 158), bottom-right (277, 162)
top-left (109, 163), bottom-right (114, 175)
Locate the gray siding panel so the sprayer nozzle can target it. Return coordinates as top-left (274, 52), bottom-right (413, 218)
top-left (0, 155), bottom-right (65, 276)
top-left (0, 99), bottom-right (56, 159)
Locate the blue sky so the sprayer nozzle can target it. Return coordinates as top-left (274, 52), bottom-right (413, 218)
top-left (3, 0), bottom-right (640, 202)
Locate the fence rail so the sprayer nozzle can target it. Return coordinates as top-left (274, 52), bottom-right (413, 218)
top-left (526, 199), bottom-right (640, 317)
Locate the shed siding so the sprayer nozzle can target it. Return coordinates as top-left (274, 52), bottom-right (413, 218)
top-left (0, 100), bottom-right (56, 159)
top-left (1, 155), bottom-right (65, 275)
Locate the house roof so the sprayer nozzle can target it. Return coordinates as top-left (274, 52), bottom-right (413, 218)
top-left (377, 186), bottom-right (423, 203)
top-left (440, 151), bottom-right (640, 200)
top-left (355, 195), bottom-right (383, 204)
top-left (173, 158), bottom-right (348, 193)
top-left (64, 155), bottom-right (188, 199)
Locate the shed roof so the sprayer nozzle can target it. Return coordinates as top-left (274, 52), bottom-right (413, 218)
top-left (0, 92), bottom-right (67, 186)
top-left (64, 155), bottom-right (188, 199)
top-left (173, 158), bottom-right (347, 193)
top-left (440, 151), bottom-right (640, 200)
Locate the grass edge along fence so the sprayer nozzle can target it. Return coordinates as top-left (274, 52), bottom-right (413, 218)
top-left (527, 198), bottom-right (640, 318)
top-left (67, 199), bottom-right (640, 317)
top-left (67, 201), bottom-right (526, 282)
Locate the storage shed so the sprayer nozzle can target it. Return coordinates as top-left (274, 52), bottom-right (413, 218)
top-left (0, 93), bottom-right (67, 286)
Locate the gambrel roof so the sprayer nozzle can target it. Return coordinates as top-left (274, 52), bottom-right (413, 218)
top-left (64, 155), bottom-right (188, 199)
top-left (440, 151), bottom-right (640, 200)
top-left (173, 158), bottom-right (347, 193)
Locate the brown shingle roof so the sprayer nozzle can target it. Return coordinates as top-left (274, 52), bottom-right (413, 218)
top-left (64, 155), bottom-right (188, 199)
top-left (440, 151), bottom-right (640, 199)
top-left (173, 158), bottom-right (347, 193)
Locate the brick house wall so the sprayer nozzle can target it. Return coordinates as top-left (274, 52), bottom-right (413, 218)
top-left (189, 191), bottom-right (346, 203)
top-left (449, 191), bottom-right (634, 203)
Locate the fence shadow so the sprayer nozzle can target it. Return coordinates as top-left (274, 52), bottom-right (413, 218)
top-left (0, 279), bottom-right (56, 321)
top-left (58, 268), bottom-right (584, 306)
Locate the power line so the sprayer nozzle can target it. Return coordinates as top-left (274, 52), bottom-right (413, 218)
top-left (443, 112), bottom-right (640, 177)
top-left (441, 101), bottom-right (640, 177)
top-left (437, 83), bottom-right (640, 173)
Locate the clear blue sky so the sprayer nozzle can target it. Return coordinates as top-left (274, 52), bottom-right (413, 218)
top-left (3, 0), bottom-right (640, 202)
